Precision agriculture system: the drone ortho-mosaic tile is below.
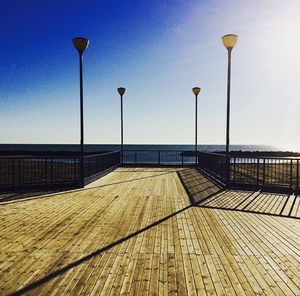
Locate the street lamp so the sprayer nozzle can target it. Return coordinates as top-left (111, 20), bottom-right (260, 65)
top-left (192, 87), bottom-right (201, 152)
top-left (72, 37), bottom-right (89, 188)
top-left (222, 34), bottom-right (238, 186)
top-left (118, 87), bottom-right (126, 164)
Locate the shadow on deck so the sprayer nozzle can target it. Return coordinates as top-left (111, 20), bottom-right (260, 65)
top-left (178, 168), bottom-right (300, 219)
top-left (1, 167), bottom-right (300, 295)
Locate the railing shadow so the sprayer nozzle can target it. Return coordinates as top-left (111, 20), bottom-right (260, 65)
top-left (10, 167), bottom-right (224, 295)
top-left (177, 168), bottom-right (224, 205)
top-left (10, 203), bottom-right (193, 295)
top-left (86, 169), bottom-right (188, 189)
top-left (12, 167), bottom-right (299, 295)
top-left (197, 190), bottom-right (300, 219)
top-left (2, 169), bottom-right (184, 204)
top-left (0, 187), bottom-right (74, 203)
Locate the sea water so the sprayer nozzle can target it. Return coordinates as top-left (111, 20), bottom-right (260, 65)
top-left (0, 144), bottom-right (281, 153)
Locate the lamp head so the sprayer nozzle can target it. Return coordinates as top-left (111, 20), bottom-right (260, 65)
top-left (192, 87), bottom-right (201, 96)
top-left (118, 87), bottom-right (126, 96)
top-left (72, 37), bottom-right (89, 53)
top-left (222, 34), bottom-right (238, 50)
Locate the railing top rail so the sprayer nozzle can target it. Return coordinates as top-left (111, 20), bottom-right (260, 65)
top-left (0, 151), bottom-right (121, 160)
top-left (197, 151), bottom-right (226, 157)
top-left (84, 150), bottom-right (121, 158)
top-left (231, 155), bottom-right (300, 161)
top-left (123, 150), bottom-right (199, 153)
top-left (0, 155), bottom-right (81, 160)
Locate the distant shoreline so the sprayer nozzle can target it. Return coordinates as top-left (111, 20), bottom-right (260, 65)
top-left (0, 151), bottom-right (109, 157)
top-left (218, 151), bottom-right (300, 157)
top-left (0, 150), bottom-right (300, 157)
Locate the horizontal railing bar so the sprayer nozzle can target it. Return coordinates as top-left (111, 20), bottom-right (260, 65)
top-left (231, 156), bottom-right (300, 161)
top-left (0, 151), bottom-right (121, 160)
top-left (84, 150), bottom-right (121, 158)
top-left (0, 156), bottom-right (80, 160)
top-left (123, 150), bottom-right (194, 153)
top-left (197, 151), bottom-right (227, 157)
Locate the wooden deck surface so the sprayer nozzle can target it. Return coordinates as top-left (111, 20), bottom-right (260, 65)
top-left (179, 168), bottom-right (300, 218)
top-left (0, 167), bottom-right (300, 295)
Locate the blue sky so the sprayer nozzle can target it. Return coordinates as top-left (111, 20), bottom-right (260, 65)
top-left (0, 0), bottom-right (300, 149)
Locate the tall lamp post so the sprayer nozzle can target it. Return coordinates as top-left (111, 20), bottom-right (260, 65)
top-left (72, 37), bottom-right (89, 188)
top-left (118, 87), bottom-right (126, 164)
top-left (222, 34), bottom-right (238, 187)
top-left (192, 87), bottom-right (201, 152)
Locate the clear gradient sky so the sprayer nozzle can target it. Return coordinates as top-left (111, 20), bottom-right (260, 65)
top-left (0, 0), bottom-right (300, 149)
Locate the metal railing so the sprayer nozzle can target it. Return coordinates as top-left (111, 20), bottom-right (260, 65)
top-left (2, 149), bottom-right (299, 194)
top-left (231, 156), bottom-right (300, 193)
top-left (122, 150), bottom-right (198, 165)
top-left (197, 152), bottom-right (226, 183)
top-left (84, 151), bottom-right (120, 184)
top-left (197, 152), bottom-right (300, 193)
top-left (0, 156), bottom-right (80, 190)
top-left (0, 151), bottom-right (121, 191)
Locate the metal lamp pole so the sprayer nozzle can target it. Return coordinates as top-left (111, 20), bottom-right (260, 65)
top-left (118, 87), bottom-right (126, 164)
top-left (192, 87), bottom-right (201, 152)
top-left (72, 37), bottom-right (89, 188)
top-left (222, 34), bottom-right (238, 187)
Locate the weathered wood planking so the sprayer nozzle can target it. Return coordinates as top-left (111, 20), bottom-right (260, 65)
top-left (0, 167), bottom-right (299, 295)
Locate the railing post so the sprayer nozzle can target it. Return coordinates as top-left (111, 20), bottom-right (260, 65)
top-left (51, 159), bottom-right (54, 184)
top-left (135, 151), bottom-right (137, 164)
top-left (18, 158), bottom-right (21, 187)
top-left (158, 151), bottom-right (161, 165)
top-left (262, 158), bottom-right (266, 188)
top-left (104, 155), bottom-right (106, 170)
top-left (226, 155), bottom-right (230, 188)
top-left (233, 157), bottom-right (236, 183)
top-left (225, 155), bottom-right (230, 188)
top-left (11, 158), bottom-right (15, 187)
top-left (256, 157), bottom-right (260, 186)
top-left (290, 159), bottom-right (293, 191)
top-left (89, 158), bottom-right (91, 177)
top-left (297, 159), bottom-right (299, 194)
top-left (221, 156), bottom-right (224, 180)
top-left (45, 158), bottom-right (48, 186)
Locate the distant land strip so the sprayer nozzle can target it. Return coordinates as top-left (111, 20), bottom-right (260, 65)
top-left (0, 150), bottom-right (300, 157)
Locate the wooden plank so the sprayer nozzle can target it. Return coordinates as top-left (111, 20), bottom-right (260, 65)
top-left (282, 195), bottom-right (296, 216)
top-left (220, 209), bottom-right (300, 294)
top-left (1, 167), bottom-right (300, 295)
top-left (291, 197), bottom-right (300, 217)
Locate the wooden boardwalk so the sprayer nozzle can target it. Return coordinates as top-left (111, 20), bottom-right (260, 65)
top-left (0, 167), bottom-right (300, 295)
